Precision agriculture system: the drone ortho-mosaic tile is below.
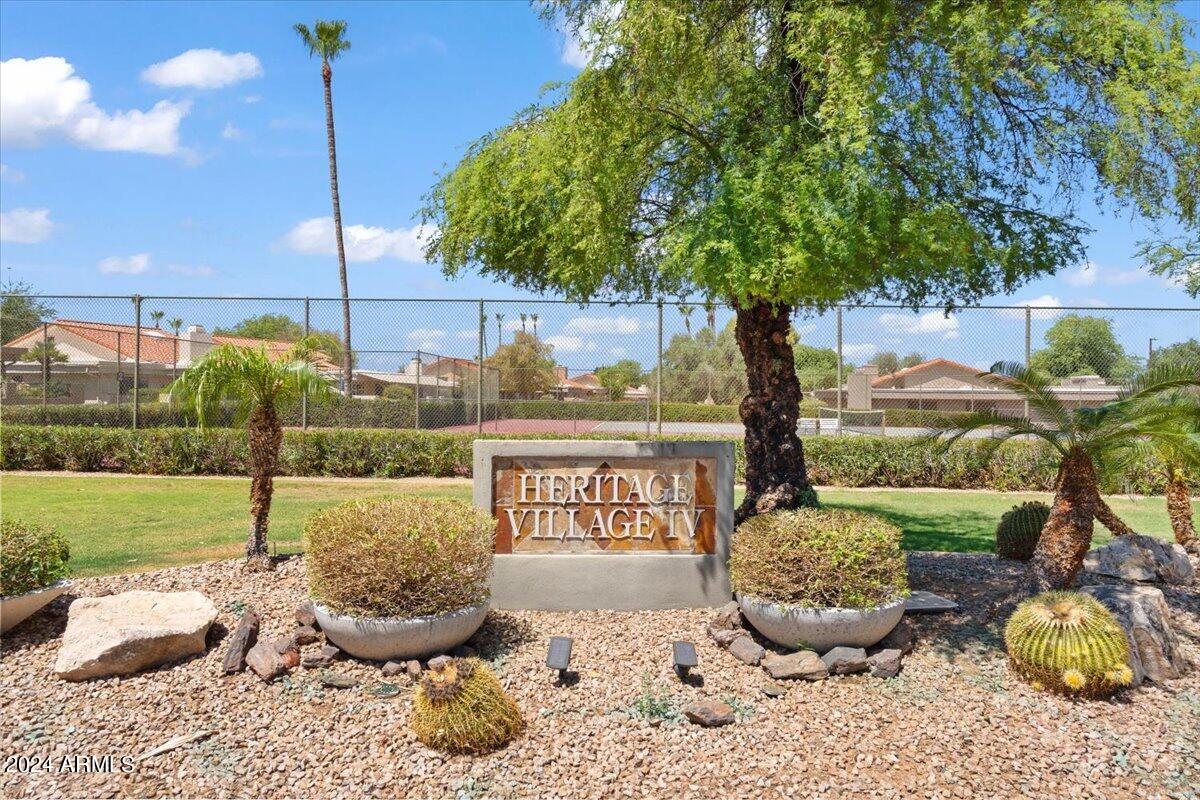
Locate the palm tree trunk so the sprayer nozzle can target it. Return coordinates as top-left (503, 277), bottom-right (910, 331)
top-left (246, 404), bottom-right (283, 568)
top-left (1165, 467), bottom-right (1198, 554)
top-left (733, 301), bottom-right (818, 524)
top-left (1029, 446), bottom-right (1099, 591)
top-left (323, 61), bottom-right (352, 398)
top-left (1093, 493), bottom-right (1135, 536)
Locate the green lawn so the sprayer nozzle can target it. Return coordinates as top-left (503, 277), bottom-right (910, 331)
top-left (0, 474), bottom-right (1186, 577)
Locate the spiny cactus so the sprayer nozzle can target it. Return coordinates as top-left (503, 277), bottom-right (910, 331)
top-left (411, 658), bottom-right (523, 753)
top-left (995, 501), bottom-right (1050, 561)
top-left (1005, 591), bottom-right (1133, 698)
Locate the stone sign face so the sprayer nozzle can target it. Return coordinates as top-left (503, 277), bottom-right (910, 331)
top-left (474, 440), bottom-right (734, 611)
top-left (492, 457), bottom-right (719, 554)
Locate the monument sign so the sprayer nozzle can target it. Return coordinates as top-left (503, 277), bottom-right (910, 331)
top-left (474, 440), bottom-right (734, 610)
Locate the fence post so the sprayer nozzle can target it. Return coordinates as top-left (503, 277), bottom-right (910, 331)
top-left (656, 300), bottom-right (663, 438)
top-left (836, 306), bottom-right (843, 437)
top-left (133, 295), bottom-right (141, 430)
top-left (1024, 306), bottom-right (1031, 422)
top-left (414, 350), bottom-right (422, 430)
top-left (477, 300), bottom-right (484, 433)
top-left (302, 297), bottom-right (310, 430)
top-left (41, 321), bottom-right (49, 419)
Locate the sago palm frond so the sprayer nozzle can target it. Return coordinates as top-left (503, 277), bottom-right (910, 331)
top-left (928, 409), bottom-right (1067, 455)
top-left (984, 361), bottom-right (1071, 432)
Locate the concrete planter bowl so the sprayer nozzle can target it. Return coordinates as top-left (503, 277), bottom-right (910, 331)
top-left (738, 594), bottom-right (906, 652)
top-left (312, 601), bottom-right (489, 661)
top-left (1, 579), bottom-right (73, 634)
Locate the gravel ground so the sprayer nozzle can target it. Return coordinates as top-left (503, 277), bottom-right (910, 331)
top-left (2, 553), bottom-right (1197, 800)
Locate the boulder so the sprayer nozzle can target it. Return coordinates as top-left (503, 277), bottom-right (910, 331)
top-left (867, 648), bottom-right (904, 679)
top-left (246, 640), bottom-right (289, 682)
top-left (54, 591), bottom-right (217, 681)
top-left (382, 660), bottom-right (405, 677)
top-left (821, 646), bottom-right (869, 675)
top-left (710, 601), bottom-right (742, 630)
top-left (728, 635), bottom-right (766, 666)
top-left (1080, 584), bottom-right (1191, 685)
top-left (762, 650), bottom-right (827, 681)
top-left (708, 627), bottom-right (744, 648)
top-left (1083, 534), bottom-right (1194, 586)
top-left (682, 699), bottom-right (735, 727)
top-left (293, 625), bottom-right (321, 646)
top-left (221, 607), bottom-right (260, 675)
top-left (873, 619), bottom-right (915, 656)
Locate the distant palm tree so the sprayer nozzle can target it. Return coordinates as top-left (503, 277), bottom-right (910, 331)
top-left (295, 19), bottom-right (353, 397)
top-left (935, 362), bottom-right (1198, 590)
top-left (520, 312), bottom-right (528, 333)
top-left (171, 338), bottom-right (333, 569)
top-left (149, 310), bottom-right (165, 329)
top-left (704, 299), bottom-right (717, 334)
top-left (168, 318), bottom-right (183, 378)
top-left (495, 313), bottom-right (504, 351)
top-left (678, 304), bottom-right (695, 335)
top-left (531, 313), bottom-right (539, 336)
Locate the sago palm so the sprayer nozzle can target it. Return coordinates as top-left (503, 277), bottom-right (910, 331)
top-left (295, 18), bottom-right (353, 397)
top-left (1110, 389), bottom-right (1200, 554)
top-left (171, 338), bottom-right (332, 568)
top-left (935, 362), bottom-right (1198, 591)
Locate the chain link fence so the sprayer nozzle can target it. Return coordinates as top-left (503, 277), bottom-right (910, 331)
top-left (1, 294), bottom-right (1195, 435)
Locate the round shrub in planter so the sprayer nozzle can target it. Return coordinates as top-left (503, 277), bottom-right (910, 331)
top-left (1, 517), bottom-right (72, 634)
top-left (730, 508), bottom-right (908, 651)
top-left (304, 497), bottom-right (494, 660)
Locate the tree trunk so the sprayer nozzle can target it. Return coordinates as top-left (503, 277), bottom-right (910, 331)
top-left (323, 61), bottom-right (353, 398)
top-left (1093, 493), bottom-right (1135, 536)
top-left (1165, 467), bottom-right (1198, 554)
top-left (1029, 446), bottom-right (1099, 591)
top-left (733, 301), bottom-right (817, 524)
top-left (247, 405), bottom-right (283, 568)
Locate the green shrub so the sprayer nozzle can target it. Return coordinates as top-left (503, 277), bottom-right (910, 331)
top-left (729, 508), bottom-right (908, 609)
top-left (1, 424), bottom-right (1185, 493)
top-left (995, 501), bottom-right (1050, 561)
top-left (1, 517), bottom-right (70, 596)
top-left (1005, 591), bottom-right (1133, 697)
top-left (304, 497), bottom-right (494, 618)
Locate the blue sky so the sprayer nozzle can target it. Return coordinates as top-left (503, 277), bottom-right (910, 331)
top-left (0, 1), bottom-right (1196, 372)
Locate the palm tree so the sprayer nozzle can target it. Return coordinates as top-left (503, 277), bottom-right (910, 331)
top-left (934, 362), bottom-right (1198, 591)
top-left (295, 19), bottom-right (353, 398)
top-left (520, 312), bottom-right (528, 334)
top-left (530, 313), bottom-right (539, 336)
top-left (704, 299), bottom-right (717, 334)
top-left (1111, 389), bottom-right (1200, 554)
top-left (149, 310), bottom-right (165, 329)
top-left (168, 318), bottom-right (183, 378)
top-left (171, 338), bottom-right (332, 569)
top-left (495, 313), bottom-right (504, 351)
top-left (678, 304), bottom-right (695, 336)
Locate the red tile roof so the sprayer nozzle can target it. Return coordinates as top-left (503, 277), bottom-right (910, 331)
top-left (871, 357), bottom-right (987, 388)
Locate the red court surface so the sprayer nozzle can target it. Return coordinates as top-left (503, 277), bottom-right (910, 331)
top-left (436, 418), bottom-right (608, 434)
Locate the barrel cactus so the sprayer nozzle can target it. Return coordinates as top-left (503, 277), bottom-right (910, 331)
top-left (412, 658), bottom-right (523, 753)
top-left (1005, 591), bottom-right (1133, 697)
top-left (995, 501), bottom-right (1050, 561)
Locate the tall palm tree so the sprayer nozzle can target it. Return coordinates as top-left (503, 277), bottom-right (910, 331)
top-left (171, 338), bottom-right (332, 569)
top-left (678, 304), bottom-right (695, 336)
top-left (295, 19), bottom-right (353, 397)
top-left (520, 312), bottom-right (528, 333)
top-left (495, 313), bottom-right (504, 351)
top-left (1111, 389), bottom-right (1200, 554)
top-left (168, 317), bottom-right (183, 379)
top-left (704, 299), bottom-right (717, 334)
top-left (530, 313), bottom-right (539, 337)
top-left (935, 362), bottom-right (1198, 591)
top-left (149, 310), bottom-right (165, 329)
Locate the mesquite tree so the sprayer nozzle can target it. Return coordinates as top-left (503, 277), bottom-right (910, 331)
top-left (422, 1), bottom-right (1199, 524)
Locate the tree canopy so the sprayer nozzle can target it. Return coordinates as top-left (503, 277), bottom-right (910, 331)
top-left (1030, 314), bottom-right (1139, 383)
top-left (1, 281), bottom-right (54, 345)
top-left (214, 313), bottom-right (350, 368)
top-left (424, 0), bottom-right (1199, 311)
top-left (595, 358), bottom-right (644, 400)
top-left (484, 331), bottom-right (557, 398)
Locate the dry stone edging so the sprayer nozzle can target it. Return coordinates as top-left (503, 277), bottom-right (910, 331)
top-left (54, 590), bottom-right (218, 681)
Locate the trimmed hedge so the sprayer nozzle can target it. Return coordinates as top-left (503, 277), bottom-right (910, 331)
top-left (1, 424), bottom-right (1184, 494)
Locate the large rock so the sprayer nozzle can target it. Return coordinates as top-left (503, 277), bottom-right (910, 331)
top-left (762, 650), bottom-right (828, 681)
top-left (821, 646), bottom-right (869, 675)
top-left (55, 591), bottom-right (217, 681)
top-left (683, 699), bottom-right (735, 728)
top-left (1083, 534), bottom-right (1194, 586)
top-left (1080, 584), bottom-right (1191, 685)
top-left (728, 635), bottom-right (766, 666)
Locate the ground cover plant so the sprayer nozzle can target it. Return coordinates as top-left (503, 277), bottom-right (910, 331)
top-left (2, 474), bottom-right (1188, 577)
top-left (0, 516), bottom-right (70, 596)
top-left (729, 508), bottom-right (907, 608)
top-left (304, 496), bottom-right (493, 618)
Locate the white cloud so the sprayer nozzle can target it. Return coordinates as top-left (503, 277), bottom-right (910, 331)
top-left (0, 207), bottom-right (53, 243)
top-left (167, 263), bottom-right (215, 278)
top-left (278, 217), bottom-right (434, 263)
top-left (561, 35), bottom-right (589, 68)
top-left (563, 314), bottom-right (641, 335)
top-left (607, 347), bottom-right (627, 357)
top-left (544, 335), bottom-right (599, 354)
top-left (242, 94), bottom-right (261, 104)
top-left (1, 57), bottom-right (189, 156)
top-left (877, 310), bottom-right (959, 340)
top-left (843, 343), bottom-right (877, 361)
top-left (0, 163), bottom-right (24, 182)
top-left (559, 2), bottom-right (622, 68)
top-left (141, 49), bottom-right (263, 90)
top-left (407, 328), bottom-right (446, 341)
top-left (999, 294), bottom-right (1063, 320)
top-left (456, 329), bottom-right (478, 341)
top-left (221, 122), bottom-right (243, 140)
top-left (98, 253), bottom-right (151, 275)
top-left (1064, 261), bottom-right (1145, 288)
